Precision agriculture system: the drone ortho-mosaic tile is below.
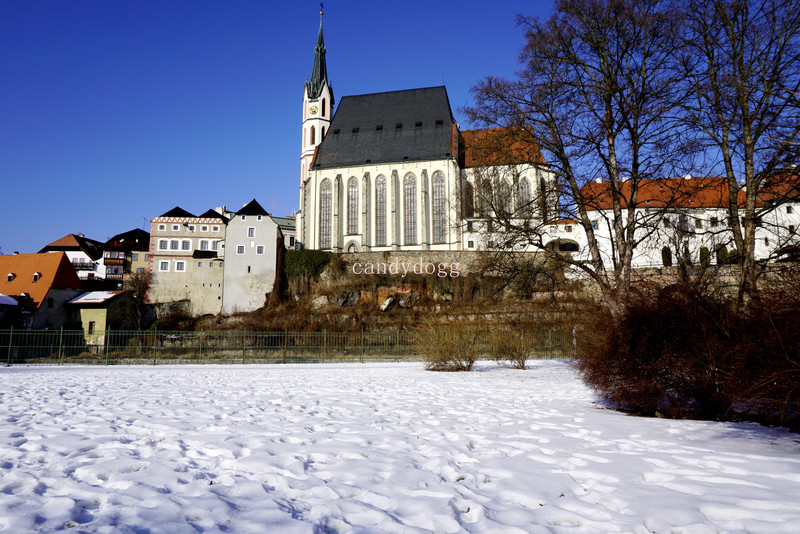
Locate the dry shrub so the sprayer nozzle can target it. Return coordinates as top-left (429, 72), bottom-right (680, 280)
top-left (577, 280), bottom-right (800, 429)
top-left (489, 329), bottom-right (529, 369)
top-left (415, 320), bottom-right (483, 371)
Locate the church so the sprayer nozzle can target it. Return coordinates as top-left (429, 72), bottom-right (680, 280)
top-left (296, 12), bottom-right (555, 253)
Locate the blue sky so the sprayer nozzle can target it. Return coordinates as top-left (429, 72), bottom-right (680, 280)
top-left (0, 1), bottom-right (553, 254)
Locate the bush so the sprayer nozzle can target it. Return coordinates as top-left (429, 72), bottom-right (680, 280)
top-left (489, 330), bottom-right (529, 369)
top-left (576, 282), bottom-right (800, 428)
top-left (415, 320), bottom-right (482, 371)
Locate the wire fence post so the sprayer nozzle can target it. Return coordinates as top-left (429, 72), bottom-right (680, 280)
top-left (395, 330), bottom-right (399, 362)
top-left (5, 326), bottom-right (12, 367)
top-left (152, 327), bottom-right (157, 365)
top-left (104, 328), bottom-right (110, 365)
top-left (241, 331), bottom-right (246, 364)
top-left (283, 332), bottom-right (288, 364)
top-left (323, 329), bottom-right (327, 362)
top-left (360, 330), bottom-right (364, 364)
top-left (58, 327), bottom-right (64, 364)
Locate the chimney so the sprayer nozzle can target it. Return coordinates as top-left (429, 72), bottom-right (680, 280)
top-left (684, 173), bottom-right (692, 180)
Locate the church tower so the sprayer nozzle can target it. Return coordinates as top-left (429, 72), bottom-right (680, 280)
top-left (301, 8), bottom-right (333, 184)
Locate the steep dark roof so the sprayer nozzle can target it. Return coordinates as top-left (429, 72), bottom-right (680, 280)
top-left (105, 228), bottom-right (150, 251)
top-left (198, 209), bottom-right (229, 222)
top-left (237, 199), bottom-right (270, 216)
top-left (312, 86), bottom-right (457, 170)
top-left (306, 12), bottom-right (330, 100)
top-left (160, 206), bottom-right (195, 218)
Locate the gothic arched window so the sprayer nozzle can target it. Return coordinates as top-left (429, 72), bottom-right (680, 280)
top-left (319, 179), bottom-right (332, 248)
top-left (322, 98), bottom-right (327, 116)
top-left (498, 180), bottom-right (512, 218)
top-left (376, 175), bottom-right (387, 246)
top-left (347, 177), bottom-right (358, 235)
top-left (310, 125), bottom-right (316, 146)
top-left (519, 177), bottom-right (531, 216)
top-left (463, 181), bottom-right (475, 218)
top-left (432, 171), bottom-right (446, 243)
top-left (404, 173), bottom-right (417, 245)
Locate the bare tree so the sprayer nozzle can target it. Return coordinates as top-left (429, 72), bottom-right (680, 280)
top-left (465, 0), bottom-right (684, 314)
top-left (123, 270), bottom-right (152, 330)
top-left (677, 0), bottom-right (800, 304)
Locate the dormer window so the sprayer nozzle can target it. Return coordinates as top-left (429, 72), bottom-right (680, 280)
top-left (415, 121), bottom-right (422, 128)
top-left (435, 119), bottom-right (444, 126)
top-left (375, 125), bottom-right (383, 131)
top-left (396, 123), bottom-right (402, 130)
top-left (352, 127), bottom-right (359, 134)
top-left (6, 273), bottom-right (14, 282)
top-left (32, 272), bottom-right (42, 283)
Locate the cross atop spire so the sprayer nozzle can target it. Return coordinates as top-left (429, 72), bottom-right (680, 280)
top-left (306, 6), bottom-right (328, 100)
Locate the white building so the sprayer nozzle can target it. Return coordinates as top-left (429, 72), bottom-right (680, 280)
top-left (578, 174), bottom-right (800, 269)
top-left (296, 13), bottom-right (555, 253)
top-left (221, 199), bottom-right (281, 314)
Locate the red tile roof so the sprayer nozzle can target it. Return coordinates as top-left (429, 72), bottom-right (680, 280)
top-left (460, 128), bottom-right (546, 168)
top-left (0, 252), bottom-right (83, 311)
top-left (580, 176), bottom-right (761, 211)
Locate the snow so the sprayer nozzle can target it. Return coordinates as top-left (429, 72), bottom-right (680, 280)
top-left (1, 360), bottom-right (799, 533)
top-left (67, 291), bottom-right (123, 305)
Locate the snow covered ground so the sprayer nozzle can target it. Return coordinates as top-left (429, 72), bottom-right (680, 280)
top-left (1, 361), bottom-right (799, 534)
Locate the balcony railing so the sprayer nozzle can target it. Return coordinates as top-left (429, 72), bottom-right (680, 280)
top-left (71, 261), bottom-right (95, 271)
top-left (104, 258), bottom-right (124, 266)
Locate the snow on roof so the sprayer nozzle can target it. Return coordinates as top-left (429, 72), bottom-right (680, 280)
top-left (68, 291), bottom-right (125, 305)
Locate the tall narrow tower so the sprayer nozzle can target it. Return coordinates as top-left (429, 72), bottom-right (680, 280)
top-left (300, 7), bottom-right (333, 184)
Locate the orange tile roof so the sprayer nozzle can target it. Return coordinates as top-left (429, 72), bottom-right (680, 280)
top-left (0, 252), bottom-right (83, 311)
top-left (580, 176), bottom-right (761, 211)
top-left (461, 128), bottom-right (546, 168)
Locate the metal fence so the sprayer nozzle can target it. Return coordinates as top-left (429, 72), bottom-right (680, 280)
top-left (1, 328), bottom-right (575, 365)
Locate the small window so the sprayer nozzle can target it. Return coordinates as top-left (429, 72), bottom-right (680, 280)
top-left (209, 262), bottom-right (214, 268)
top-left (375, 125), bottom-right (383, 131)
top-left (468, 240), bottom-right (474, 249)
top-left (289, 236), bottom-right (295, 247)
top-left (550, 225), bottom-right (557, 233)
top-left (159, 239), bottom-right (168, 250)
top-left (237, 245), bottom-right (245, 254)
top-left (248, 227), bottom-right (255, 238)
top-left (7, 273), bottom-right (15, 282)
top-left (212, 226), bottom-right (220, 232)
top-left (695, 219), bottom-right (703, 229)
top-left (197, 262), bottom-right (203, 267)
top-left (181, 240), bottom-right (191, 250)
top-left (212, 241), bottom-right (219, 251)
top-left (144, 254), bottom-right (149, 262)
top-left (488, 240), bottom-right (495, 249)
top-left (790, 225), bottom-right (796, 233)
top-left (256, 246), bottom-right (264, 254)
top-left (765, 237), bottom-right (770, 246)
top-left (32, 272), bottom-right (41, 282)
top-left (158, 224), bottom-right (166, 231)
top-left (333, 128), bottom-right (340, 134)
top-left (136, 267), bottom-right (145, 274)
top-left (201, 225), bottom-right (209, 232)
top-left (435, 119), bottom-right (444, 126)
top-left (710, 217), bottom-right (719, 227)
top-left (788, 206), bottom-right (794, 214)
top-left (88, 321), bottom-right (95, 335)
top-left (396, 123), bottom-right (402, 129)
top-left (352, 127), bottom-right (359, 133)
top-left (200, 240), bottom-right (209, 251)
top-left (188, 225), bottom-right (195, 232)
top-left (566, 225), bottom-right (573, 233)
top-left (247, 266), bottom-right (251, 273)
top-left (663, 219), bottom-right (671, 228)
top-left (159, 261), bottom-right (169, 271)
top-left (591, 220), bottom-right (599, 230)
top-left (755, 217), bottom-right (763, 227)
top-left (467, 221), bottom-right (473, 232)
top-left (172, 225), bottom-right (179, 231)
top-left (241, 215), bottom-right (246, 221)
top-left (170, 240), bottom-right (179, 250)
top-left (175, 261), bottom-right (185, 272)
top-left (487, 221), bottom-right (494, 233)
top-left (257, 215), bottom-right (262, 221)
top-left (131, 253), bottom-right (139, 261)
top-left (415, 121), bottom-right (422, 128)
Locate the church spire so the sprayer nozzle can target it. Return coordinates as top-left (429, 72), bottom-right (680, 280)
top-left (306, 6), bottom-right (328, 100)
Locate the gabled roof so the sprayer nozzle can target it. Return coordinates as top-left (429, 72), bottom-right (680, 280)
top-left (237, 199), bottom-right (270, 216)
top-left (313, 86), bottom-right (457, 169)
top-left (0, 252), bottom-right (83, 311)
top-left (105, 228), bottom-right (150, 251)
top-left (580, 176), bottom-right (760, 211)
top-left (39, 233), bottom-right (104, 261)
top-left (198, 209), bottom-right (229, 222)
top-left (67, 290), bottom-right (126, 306)
top-left (460, 128), bottom-right (546, 167)
top-left (760, 172), bottom-right (800, 204)
top-left (160, 206), bottom-right (196, 218)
